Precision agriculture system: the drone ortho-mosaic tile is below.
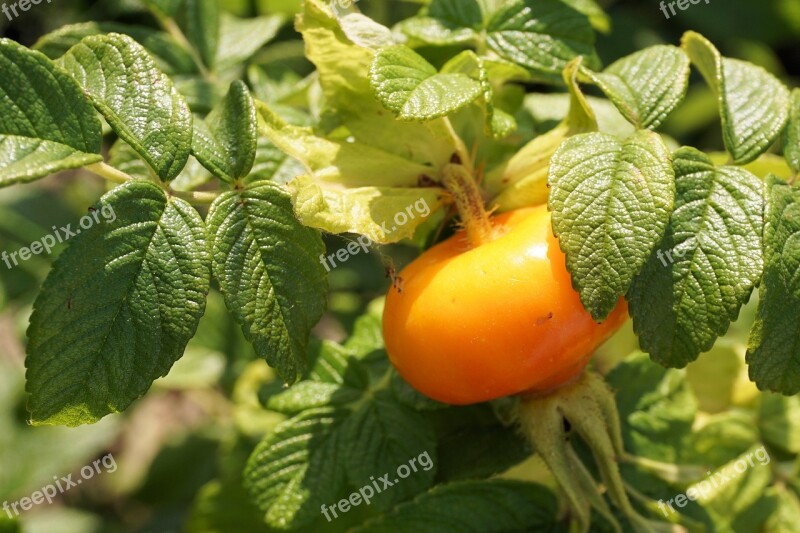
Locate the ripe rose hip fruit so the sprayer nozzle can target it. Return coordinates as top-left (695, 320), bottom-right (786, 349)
top-left (382, 204), bottom-right (628, 404)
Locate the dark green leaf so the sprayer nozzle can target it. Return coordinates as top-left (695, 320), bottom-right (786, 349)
top-left (354, 480), bottom-right (559, 532)
top-left (244, 407), bottom-right (347, 529)
top-left (343, 390), bottom-right (437, 509)
top-left (181, 0), bottom-right (219, 69)
top-left (607, 352), bottom-right (696, 462)
top-left (60, 33), bottom-right (192, 181)
top-left (486, 0), bottom-right (598, 83)
top-left (206, 182), bottom-right (327, 383)
top-left (33, 22), bottom-right (197, 75)
top-left (747, 176), bottom-right (800, 394)
top-left (628, 147), bottom-right (763, 367)
top-left (26, 181), bottom-right (210, 426)
top-left (0, 39), bottom-right (101, 186)
top-left (192, 80), bottom-right (257, 181)
top-left (396, 0), bottom-right (482, 46)
top-left (266, 380), bottom-right (362, 414)
top-left (548, 130), bottom-right (675, 320)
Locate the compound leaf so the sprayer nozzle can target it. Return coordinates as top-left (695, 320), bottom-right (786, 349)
top-left (370, 45), bottom-right (482, 121)
top-left (682, 31), bottom-right (790, 165)
top-left (580, 45), bottom-right (689, 129)
top-left (192, 80), bottom-right (257, 181)
top-left (0, 39), bottom-right (101, 186)
top-left (628, 147), bottom-right (763, 367)
top-left (61, 33), bottom-right (192, 181)
top-left (207, 182), bottom-right (327, 383)
top-left (26, 180), bottom-right (210, 426)
top-left (548, 130), bottom-right (674, 320)
top-left (746, 176), bottom-right (800, 394)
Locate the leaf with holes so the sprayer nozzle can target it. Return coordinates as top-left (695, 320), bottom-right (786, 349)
top-left (25, 181), bottom-right (210, 426)
top-left (628, 147), bottom-right (763, 367)
top-left (548, 130), bottom-right (674, 320)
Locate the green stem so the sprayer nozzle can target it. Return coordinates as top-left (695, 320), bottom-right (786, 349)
top-left (158, 15), bottom-right (212, 80)
top-left (169, 189), bottom-right (219, 205)
top-left (85, 162), bottom-right (133, 184)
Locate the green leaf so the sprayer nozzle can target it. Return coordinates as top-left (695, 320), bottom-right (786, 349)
top-left (244, 407), bottom-right (347, 529)
top-left (266, 380), bottom-right (362, 414)
top-left (580, 45), bottom-right (689, 130)
top-left (342, 390), bottom-right (437, 509)
top-left (33, 22), bottom-right (197, 75)
top-left (746, 176), bottom-right (800, 394)
top-left (607, 352), bottom-right (696, 462)
top-left (486, 0), bottom-right (598, 83)
top-left (561, 0), bottom-right (610, 33)
top-left (354, 480), bottom-right (559, 532)
top-left (786, 89), bottom-right (800, 173)
top-left (395, 0), bottom-right (483, 46)
top-left (759, 393), bottom-right (800, 454)
top-left (0, 39), bottom-right (101, 186)
top-left (206, 182), bottom-right (327, 383)
top-left (548, 130), bottom-right (675, 320)
top-left (60, 33), bottom-right (192, 181)
top-left (192, 80), bottom-right (257, 181)
top-left (26, 181), bottom-right (210, 426)
top-left (681, 31), bottom-right (790, 165)
top-left (181, 0), bottom-right (219, 70)
top-left (370, 45), bottom-right (483, 121)
top-left (628, 147), bottom-right (763, 367)
top-left (216, 13), bottom-right (283, 72)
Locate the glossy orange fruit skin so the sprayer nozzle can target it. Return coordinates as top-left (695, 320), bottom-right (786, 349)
top-left (382, 205), bottom-right (628, 405)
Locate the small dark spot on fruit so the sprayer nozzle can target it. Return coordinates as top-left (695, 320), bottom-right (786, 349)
top-left (535, 312), bottom-right (553, 325)
top-left (450, 153), bottom-right (462, 165)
